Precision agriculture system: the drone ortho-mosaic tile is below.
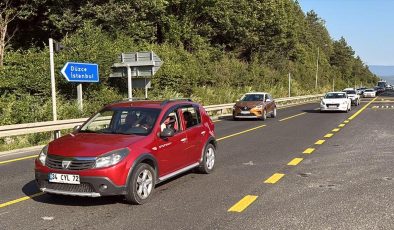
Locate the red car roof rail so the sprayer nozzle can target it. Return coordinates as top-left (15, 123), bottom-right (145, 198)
top-left (160, 98), bottom-right (193, 106)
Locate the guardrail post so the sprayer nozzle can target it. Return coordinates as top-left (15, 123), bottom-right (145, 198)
top-left (53, 130), bottom-right (61, 139)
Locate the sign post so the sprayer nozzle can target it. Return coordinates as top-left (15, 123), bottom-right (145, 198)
top-left (77, 84), bottom-right (83, 110)
top-left (110, 51), bottom-right (162, 100)
top-left (127, 66), bottom-right (133, 99)
top-left (61, 62), bottom-right (99, 110)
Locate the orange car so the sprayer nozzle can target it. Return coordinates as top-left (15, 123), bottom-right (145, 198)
top-left (232, 92), bottom-right (277, 120)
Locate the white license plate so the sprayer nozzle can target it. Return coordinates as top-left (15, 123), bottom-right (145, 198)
top-left (328, 105), bottom-right (337, 108)
top-left (241, 111), bottom-right (250, 114)
top-left (49, 173), bottom-right (80, 184)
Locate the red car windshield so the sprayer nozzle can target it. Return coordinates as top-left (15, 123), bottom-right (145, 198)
top-left (80, 108), bottom-right (161, 135)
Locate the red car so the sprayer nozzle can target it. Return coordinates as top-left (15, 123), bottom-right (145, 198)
top-left (35, 99), bottom-right (216, 204)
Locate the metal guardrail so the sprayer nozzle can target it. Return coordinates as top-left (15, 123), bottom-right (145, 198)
top-left (0, 94), bottom-right (322, 138)
top-left (204, 94), bottom-right (323, 116)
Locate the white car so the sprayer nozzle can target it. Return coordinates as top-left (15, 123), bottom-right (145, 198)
top-left (363, 89), bottom-right (376, 98)
top-left (342, 89), bottom-right (360, 106)
top-left (320, 92), bottom-right (351, 112)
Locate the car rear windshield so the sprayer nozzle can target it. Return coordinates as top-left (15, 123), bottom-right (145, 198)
top-left (365, 89), bottom-right (374, 92)
top-left (240, 94), bottom-right (264, 101)
top-left (325, 93), bottom-right (346, 99)
top-left (343, 90), bottom-right (356, 94)
top-left (80, 107), bottom-right (161, 136)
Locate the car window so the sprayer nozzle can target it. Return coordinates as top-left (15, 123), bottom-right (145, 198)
top-left (181, 106), bottom-right (201, 129)
top-left (240, 94), bottom-right (265, 101)
top-left (160, 109), bottom-right (181, 133)
top-left (325, 93), bottom-right (346, 99)
top-left (81, 110), bottom-right (114, 132)
top-left (343, 90), bottom-right (356, 94)
top-left (80, 108), bottom-right (160, 136)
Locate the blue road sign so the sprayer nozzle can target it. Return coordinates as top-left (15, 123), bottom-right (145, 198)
top-left (61, 62), bottom-right (99, 83)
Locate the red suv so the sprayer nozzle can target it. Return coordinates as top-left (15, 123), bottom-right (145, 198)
top-left (35, 99), bottom-right (216, 204)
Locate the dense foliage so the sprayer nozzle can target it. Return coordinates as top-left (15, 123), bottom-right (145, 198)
top-left (1, 0), bottom-right (378, 128)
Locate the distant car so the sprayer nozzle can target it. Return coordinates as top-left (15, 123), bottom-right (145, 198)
top-left (363, 89), bottom-right (376, 98)
top-left (374, 86), bottom-right (385, 94)
top-left (35, 99), bottom-right (216, 204)
top-left (377, 80), bottom-right (387, 89)
top-left (232, 92), bottom-right (277, 120)
top-left (342, 89), bottom-right (360, 106)
top-left (356, 87), bottom-right (367, 95)
top-left (320, 92), bottom-right (351, 112)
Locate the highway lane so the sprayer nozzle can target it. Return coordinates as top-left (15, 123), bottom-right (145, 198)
top-left (219, 94), bottom-right (394, 229)
top-left (0, 97), bottom-right (390, 229)
top-left (0, 102), bottom-right (330, 204)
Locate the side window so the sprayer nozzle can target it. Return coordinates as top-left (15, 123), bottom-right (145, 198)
top-left (161, 109), bottom-right (181, 133)
top-left (181, 106), bottom-right (201, 129)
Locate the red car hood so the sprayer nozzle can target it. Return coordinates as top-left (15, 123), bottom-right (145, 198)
top-left (48, 133), bottom-right (144, 157)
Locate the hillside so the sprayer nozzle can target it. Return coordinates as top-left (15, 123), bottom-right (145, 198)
top-left (0, 0), bottom-right (378, 127)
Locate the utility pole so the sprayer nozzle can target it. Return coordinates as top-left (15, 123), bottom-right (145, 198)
top-left (49, 38), bottom-right (57, 121)
top-left (332, 78), bottom-right (335, 91)
top-left (49, 38), bottom-right (60, 139)
top-left (315, 47), bottom-right (319, 90)
top-left (288, 72), bottom-right (291, 97)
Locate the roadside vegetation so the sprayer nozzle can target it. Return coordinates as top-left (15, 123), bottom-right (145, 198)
top-left (0, 0), bottom-right (378, 150)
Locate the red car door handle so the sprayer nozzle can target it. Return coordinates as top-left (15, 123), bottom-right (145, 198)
top-left (181, 138), bottom-right (187, 143)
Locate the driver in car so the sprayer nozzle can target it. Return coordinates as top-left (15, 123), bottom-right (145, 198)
top-left (137, 113), bottom-right (155, 130)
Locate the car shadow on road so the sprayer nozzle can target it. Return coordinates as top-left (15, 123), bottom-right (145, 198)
top-left (302, 109), bottom-right (322, 114)
top-left (217, 116), bottom-right (266, 121)
top-left (22, 169), bottom-right (202, 207)
top-left (22, 180), bottom-right (126, 206)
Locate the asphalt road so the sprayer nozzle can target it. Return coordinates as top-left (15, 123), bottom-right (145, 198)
top-left (1, 92), bottom-right (393, 230)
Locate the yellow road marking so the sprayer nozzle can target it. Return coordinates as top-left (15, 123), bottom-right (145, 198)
top-left (228, 195), bottom-right (258, 212)
top-left (213, 120), bottom-right (222, 123)
top-left (287, 158), bottom-right (303, 166)
top-left (302, 148), bottom-right (315, 154)
top-left (303, 148), bottom-right (315, 154)
top-left (0, 155), bottom-right (37, 165)
top-left (348, 97), bottom-right (378, 120)
top-left (279, 112), bottom-right (306, 122)
top-left (332, 128), bottom-right (340, 132)
top-left (344, 120), bottom-right (349, 123)
top-left (0, 192), bottom-right (44, 208)
top-left (324, 133), bottom-right (334, 138)
top-left (264, 173), bottom-right (285, 184)
top-left (338, 124), bottom-right (346, 127)
top-left (217, 125), bottom-right (266, 141)
top-left (315, 140), bottom-right (325, 145)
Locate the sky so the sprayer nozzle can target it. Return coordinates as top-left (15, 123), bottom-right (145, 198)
top-left (299, 0), bottom-right (394, 66)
